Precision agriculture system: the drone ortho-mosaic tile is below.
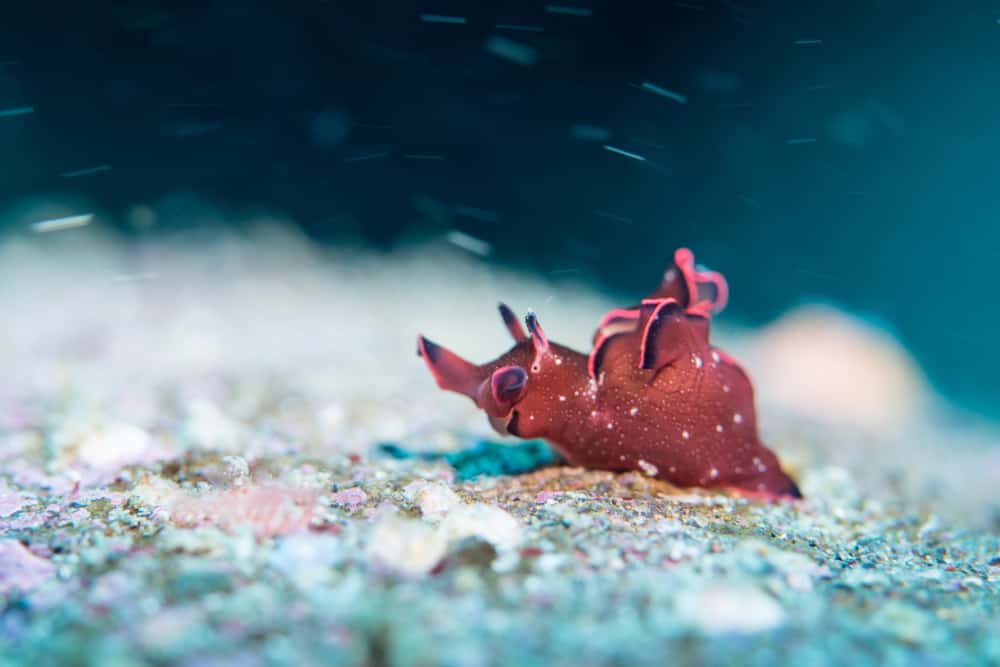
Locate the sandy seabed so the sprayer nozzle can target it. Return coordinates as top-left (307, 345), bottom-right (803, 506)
top-left (1, 222), bottom-right (998, 666)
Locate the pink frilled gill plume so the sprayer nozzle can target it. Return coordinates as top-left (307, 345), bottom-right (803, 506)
top-left (417, 248), bottom-right (801, 499)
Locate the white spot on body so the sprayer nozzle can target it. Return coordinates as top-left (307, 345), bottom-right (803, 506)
top-left (682, 430), bottom-right (690, 440)
top-left (638, 459), bottom-right (659, 477)
top-left (629, 406), bottom-right (639, 416)
top-left (711, 350), bottom-right (720, 363)
top-left (709, 468), bottom-right (719, 479)
top-left (716, 424), bottom-right (724, 433)
top-left (733, 413), bottom-right (743, 424)
top-left (722, 384), bottom-right (731, 393)
top-left (692, 353), bottom-right (703, 369)
top-left (559, 395), bottom-right (567, 402)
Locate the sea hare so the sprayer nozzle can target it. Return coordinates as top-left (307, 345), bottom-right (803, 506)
top-left (417, 248), bottom-right (800, 499)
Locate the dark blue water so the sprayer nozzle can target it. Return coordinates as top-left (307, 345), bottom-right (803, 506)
top-left (1, 1), bottom-right (997, 414)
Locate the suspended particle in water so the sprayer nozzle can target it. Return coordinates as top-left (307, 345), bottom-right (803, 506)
top-left (419, 14), bottom-right (467, 24)
top-left (593, 210), bottom-right (634, 224)
top-left (445, 230), bottom-right (492, 257)
top-left (0, 106), bottom-right (33, 118)
top-left (484, 36), bottom-right (538, 66)
top-left (495, 24), bottom-right (544, 32)
top-left (544, 5), bottom-right (593, 16)
top-left (343, 151), bottom-right (390, 163)
top-left (31, 214), bottom-right (94, 233)
top-left (637, 82), bottom-right (687, 104)
top-left (62, 165), bottom-right (112, 178)
top-left (603, 145), bottom-right (646, 161)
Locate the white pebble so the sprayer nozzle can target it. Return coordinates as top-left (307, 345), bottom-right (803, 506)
top-left (77, 422), bottom-right (152, 472)
top-left (220, 455), bottom-right (250, 487)
top-left (416, 483), bottom-right (461, 521)
top-left (368, 515), bottom-right (447, 577)
top-left (676, 585), bottom-right (785, 634)
top-left (439, 503), bottom-right (523, 551)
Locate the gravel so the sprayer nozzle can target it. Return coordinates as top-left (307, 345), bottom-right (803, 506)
top-left (0, 226), bottom-right (997, 666)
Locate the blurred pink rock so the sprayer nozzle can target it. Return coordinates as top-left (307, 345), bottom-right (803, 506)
top-left (0, 540), bottom-right (56, 594)
top-left (0, 485), bottom-right (29, 518)
top-left (169, 485), bottom-right (318, 539)
top-left (746, 305), bottom-right (928, 431)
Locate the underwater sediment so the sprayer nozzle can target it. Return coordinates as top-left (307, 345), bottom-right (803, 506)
top-left (1, 228), bottom-right (998, 667)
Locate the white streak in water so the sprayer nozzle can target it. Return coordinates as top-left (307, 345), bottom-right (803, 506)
top-left (593, 210), bottom-right (634, 224)
top-left (445, 230), bottom-right (492, 257)
top-left (484, 36), bottom-right (538, 65)
top-left (419, 14), bottom-right (467, 24)
top-left (495, 24), bottom-right (545, 32)
top-left (344, 151), bottom-right (390, 162)
top-left (62, 164), bottom-right (112, 178)
top-left (603, 145), bottom-right (646, 161)
top-left (638, 82), bottom-right (687, 104)
top-left (0, 106), bottom-right (33, 118)
top-left (31, 214), bottom-right (94, 233)
top-left (544, 5), bottom-right (593, 16)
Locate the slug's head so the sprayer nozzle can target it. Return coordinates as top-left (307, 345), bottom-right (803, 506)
top-left (417, 304), bottom-right (567, 438)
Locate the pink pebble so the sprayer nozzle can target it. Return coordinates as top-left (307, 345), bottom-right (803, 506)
top-left (331, 487), bottom-right (368, 509)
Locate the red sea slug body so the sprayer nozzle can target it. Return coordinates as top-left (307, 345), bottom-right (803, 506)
top-left (417, 248), bottom-right (800, 499)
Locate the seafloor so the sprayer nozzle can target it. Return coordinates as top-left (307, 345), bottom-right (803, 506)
top-left (1, 226), bottom-right (998, 667)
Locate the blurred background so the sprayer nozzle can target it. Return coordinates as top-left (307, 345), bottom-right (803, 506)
top-left (0, 0), bottom-right (997, 416)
